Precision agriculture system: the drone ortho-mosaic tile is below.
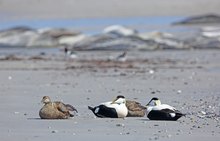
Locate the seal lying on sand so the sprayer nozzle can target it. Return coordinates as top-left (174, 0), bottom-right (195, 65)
top-left (146, 97), bottom-right (185, 121)
top-left (39, 96), bottom-right (77, 119)
top-left (88, 95), bottom-right (128, 118)
top-left (126, 100), bottom-right (146, 117)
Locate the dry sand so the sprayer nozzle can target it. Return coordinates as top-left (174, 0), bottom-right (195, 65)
top-left (0, 49), bottom-right (219, 140)
top-left (0, 0), bottom-right (220, 20)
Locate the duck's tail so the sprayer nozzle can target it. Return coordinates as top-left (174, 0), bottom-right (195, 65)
top-left (69, 113), bottom-right (74, 117)
top-left (66, 104), bottom-right (78, 113)
top-left (176, 113), bottom-right (185, 117)
top-left (174, 112), bottom-right (186, 120)
top-left (88, 106), bottom-right (95, 112)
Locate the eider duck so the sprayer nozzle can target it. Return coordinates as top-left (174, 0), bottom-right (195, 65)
top-left (64, 47), bottom-right (77, 59)
top-left (88, 95), bottom-right (128, 118)
top-left (146, 97), bottom-right (185, 121)
top-left (126, 100), bottom-right (146, 117)
top-left (39, 96), bottom-right (78, 119)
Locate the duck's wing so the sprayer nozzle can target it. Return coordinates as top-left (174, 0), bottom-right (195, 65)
top-left (126, 100), bottom-right (146, 117)
top-left (89, 105), bottom-right (118, 118)
top-left (101, 101), bottom-right (112, 106)
top-left (54, 101), bottom-right (78, 113)
top-left (160, 108), bottom-right (185, 117)
top-left (55, 102), bottom-right (69, 113)
top-left (160, 108), bottom-right (175, 113)
top-left (153, 104), bottom-right (176, 111)
top-left (126, 100), bottom-right (147, 111)
top-left (65, 104), bottom-right (78, 113)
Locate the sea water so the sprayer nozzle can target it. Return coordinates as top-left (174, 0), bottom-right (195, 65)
top-left (0, 16), bottom-right (193, 34)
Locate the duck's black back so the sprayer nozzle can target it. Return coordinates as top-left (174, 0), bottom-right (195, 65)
top-left (91, 105), bottom-right (118, 118)
top-left (147, 109), bottom-right (183, 121)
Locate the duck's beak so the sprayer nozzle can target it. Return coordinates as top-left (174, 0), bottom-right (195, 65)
top-left (41, 99), bottom-right (44, 103)
top-left (41, 98), bottom-right (47, 104)
top-left (111, 98), bottom-right (117, 104)
top-left (146, 101), bottom-right (150, 106)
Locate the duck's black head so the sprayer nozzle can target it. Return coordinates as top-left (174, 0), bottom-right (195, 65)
top-left (116, 95), bottom-right (125, 99)
top-left (151, 97), bottom-right (159, 101)
top-left (146, 97), bottom-right (161, 106)
top-left (111, 95), bottom-right (126, 105)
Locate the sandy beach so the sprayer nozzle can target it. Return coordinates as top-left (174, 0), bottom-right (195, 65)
top-left (0, 49), bottom-right (220, 140)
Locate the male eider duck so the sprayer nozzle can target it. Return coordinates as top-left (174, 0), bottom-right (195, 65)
top-left (146, 97), bottom-right (185, 121)
top-left (39, 96), bottom-right (78, 119)
top-left (88, 95), bottom-right (128, 118)
top-left (64, 47), bottom-right (78, 59)
top-left (126, 100), bottom-right (146, 117)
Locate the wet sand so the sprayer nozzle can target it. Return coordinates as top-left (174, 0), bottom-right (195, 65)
top-left (0, 49), bottom-right (219, 140)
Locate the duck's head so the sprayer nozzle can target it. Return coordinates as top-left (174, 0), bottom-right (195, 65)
top-left (146, 97), bottom-right (161, 106)
top-left (111, 95), bottom-right (126, 105)
top-left (41, 96), bottom-right (51, 104)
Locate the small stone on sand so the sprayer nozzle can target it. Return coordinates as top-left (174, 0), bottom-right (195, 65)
top-left (51, 130), bottom-right (58, 133)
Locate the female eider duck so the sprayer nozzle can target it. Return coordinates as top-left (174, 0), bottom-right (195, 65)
top-left (39, 96), bottom-right (78, 119)
top-left (126, 100), bottom-right (146, 117)
top-left (88, 95), bottom-right (128, 118)
top-left (146, 97), bottom-right (185, 121)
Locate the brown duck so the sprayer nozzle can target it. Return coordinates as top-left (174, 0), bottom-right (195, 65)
top-left (126, 100), bottom-right (147, 117)
top-left (39, 96), bottom-right (77, 119)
